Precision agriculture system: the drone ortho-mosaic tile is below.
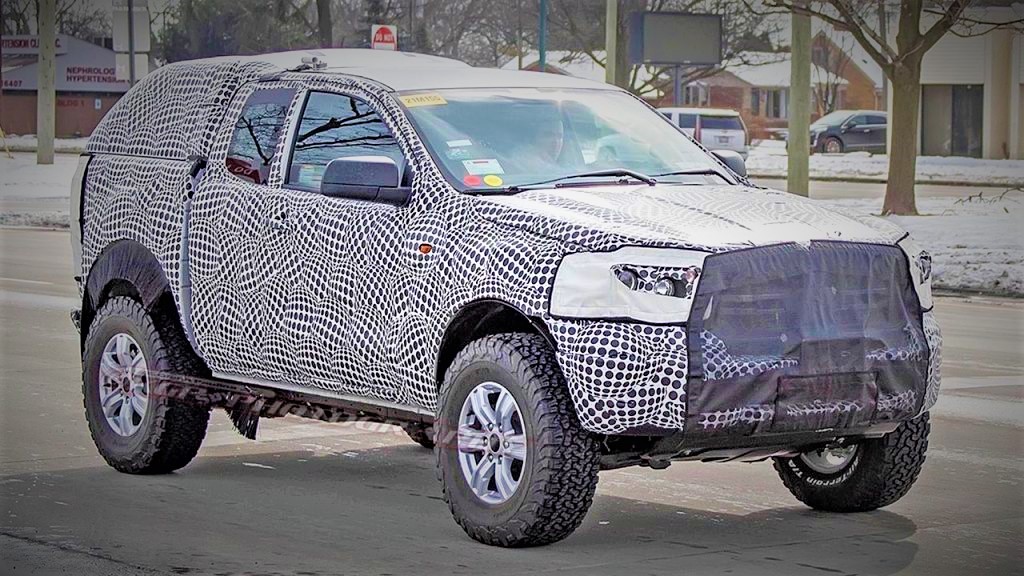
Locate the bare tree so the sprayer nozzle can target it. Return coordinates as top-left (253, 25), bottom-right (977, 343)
top-left (810, 28), bottom-right (851, 116)
top-left (538, 0), bottom-right (782, 98)
top-left (758, 0), bottom-right (1024, 215)
top-left (2, 0), bottom-right (110, 40)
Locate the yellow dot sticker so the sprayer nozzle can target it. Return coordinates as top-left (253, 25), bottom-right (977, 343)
top-left (398, 93), bottom-right (448, 108)
top-left (483, 174), bottom-right (504, 187)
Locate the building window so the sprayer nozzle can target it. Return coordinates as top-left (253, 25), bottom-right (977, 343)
top-left (751, 88), bottom-right (761, 116)
top-left (765, 88), bottom-right (788, 119)
top-left (921, 84), bottom-right (983, 158)
top-left (682, 83), bottom-right (708, 107)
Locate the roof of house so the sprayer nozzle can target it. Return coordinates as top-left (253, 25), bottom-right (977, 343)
top-left (811, 23), bottom-right (884, 88)
top-left (727, 52), bottom-right (848, 88)
top-left (499, 50), bottom-right (663, 96)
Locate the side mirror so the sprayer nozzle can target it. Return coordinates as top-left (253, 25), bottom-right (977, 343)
top-left (711, 149), bottom-right (747, 178)
top-left (320, 156), bottom-right (411, 206)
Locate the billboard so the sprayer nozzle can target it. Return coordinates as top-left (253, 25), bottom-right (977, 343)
top-left (628, 12), bottom-right (723, 66)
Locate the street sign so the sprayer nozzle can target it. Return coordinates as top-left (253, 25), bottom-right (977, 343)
top-left (628, 13), bottom-right (722, 66)
top-left (371, 25), bottom-right (398, 51)
top-left (112, 0), bottom-right (151, 53)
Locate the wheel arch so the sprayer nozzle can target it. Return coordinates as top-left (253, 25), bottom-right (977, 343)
top-left (81, 239), bottom-right (176, 349)
top-left (434, 299), bottom-right (556, 389)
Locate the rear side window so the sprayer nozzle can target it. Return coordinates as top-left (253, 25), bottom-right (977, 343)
top-left (867, 115), bottom-right (887, 125)
top-left (226, 88), bottom-right (296, 185)
top-left (700, 116), bottom-right (743, 131)
top-left (288, 91), bottom-right (404, 190)
top-left (677, 114), bottom-right (697, 129)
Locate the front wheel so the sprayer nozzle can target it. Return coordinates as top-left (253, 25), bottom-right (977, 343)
top-left (436, 333), bottom-right (601, 547)
top-left (774, 413), bottom-right (930, 512)
top-left (822, 136), bottom-right (844, 154)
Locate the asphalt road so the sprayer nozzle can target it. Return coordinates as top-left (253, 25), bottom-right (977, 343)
top-left (1, 228), bottom-right (1021, 576)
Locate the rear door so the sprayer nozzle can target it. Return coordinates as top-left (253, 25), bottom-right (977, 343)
top-left (188, 83), bottom-right (303, 379)
top-left (699, 115), bottom-right (745, 154)
top-left (864, 114), bottom-right (887, 153)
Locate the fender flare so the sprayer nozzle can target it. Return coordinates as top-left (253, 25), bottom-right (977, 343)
top-left (83, 239), bottom-right (172, 323)
top-left (433, 298), bottom-right (556, 388)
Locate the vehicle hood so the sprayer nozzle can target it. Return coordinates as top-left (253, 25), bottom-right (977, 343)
top-left (473, 183), bottom-right (906, 252)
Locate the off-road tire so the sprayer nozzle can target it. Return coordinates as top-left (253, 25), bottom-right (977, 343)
top-left (83, 296), bottom-right (210, 474)
top-left (403, 422), bottom-right (435, 449)
top-left (774, 413), bottom-right (930, 512)
top-left (435, 333), bottom-right (601, 547)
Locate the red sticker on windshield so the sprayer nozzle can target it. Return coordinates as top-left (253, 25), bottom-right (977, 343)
top-left (463, 175), bottom-right (482, 186)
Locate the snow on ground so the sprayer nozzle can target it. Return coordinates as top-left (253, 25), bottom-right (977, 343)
top-left (825, 194), bottom-right (1023, 296)
top-left (1, 152), bottom-right (1020, 295)
top-left (2, 134), bottom-right (89, 154)
top-left (747, 139), bottom-right (1024, 187)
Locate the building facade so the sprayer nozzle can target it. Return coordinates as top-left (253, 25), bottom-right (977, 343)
top-left (1, 35), bottom-right (132, 137)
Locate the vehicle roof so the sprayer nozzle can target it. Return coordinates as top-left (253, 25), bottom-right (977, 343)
top-left (657, 107), bottom-right (741, 117)
top-left (186, 48), bottom-right (618, 92)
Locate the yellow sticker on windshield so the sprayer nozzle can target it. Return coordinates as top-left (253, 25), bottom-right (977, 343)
top-left (483, 174), bottom-right (504, 187)
top-left (399, 93), bottom-right (447, 108)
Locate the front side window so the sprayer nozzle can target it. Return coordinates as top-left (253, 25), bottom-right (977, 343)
top-left (288, 91), bottom-right (403, 190)
top-left (225, 88), bottom-right (296, 185)
top-left (677, 114), bottom-right (697, 129)
top-left (400, 89), bottom-right (726, 192)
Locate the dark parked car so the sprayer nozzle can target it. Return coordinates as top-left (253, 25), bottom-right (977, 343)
top-left (810, 110), bottom-right (888, 154)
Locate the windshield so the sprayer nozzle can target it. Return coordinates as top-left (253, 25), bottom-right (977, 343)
top-left (701, 116), bottom-right (743, 131)
top-left (812, 110), bottom-right (852, 128)
top-left (398, 88), bottom-right (727, 191)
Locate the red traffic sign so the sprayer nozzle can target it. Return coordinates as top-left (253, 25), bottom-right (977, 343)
top-left (371, 25), bottom-right (397, 51)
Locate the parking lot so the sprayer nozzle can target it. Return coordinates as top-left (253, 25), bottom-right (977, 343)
top-left (1, 227), bottom-right (1021, 575)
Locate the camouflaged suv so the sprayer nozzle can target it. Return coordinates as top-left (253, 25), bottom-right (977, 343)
top-left (71, 49), bottom-right (940, 547)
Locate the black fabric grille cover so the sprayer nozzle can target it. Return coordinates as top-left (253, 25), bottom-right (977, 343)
top-left (685, 241), bottom-right (928, 438)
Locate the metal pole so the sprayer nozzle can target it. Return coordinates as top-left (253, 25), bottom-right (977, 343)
top-left (788, 3), bottom-right (811, 197)
top-left (604, 0), bottom-right (617, 85)
top-left (538, 0), bottom-right (547, 71)
top-left (37, 0), bottom-right (56, 165)
top-left (674, 65), bottom-right (682, 107)
top-left (128, 0), bottom-right (136, 85)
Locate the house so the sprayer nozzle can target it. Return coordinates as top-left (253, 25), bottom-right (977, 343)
top-left (916, 3), bottom-right (1023, 159)
top-left (1, 35), bottom-right (133, 137)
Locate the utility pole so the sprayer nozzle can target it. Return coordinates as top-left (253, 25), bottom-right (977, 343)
top-left (604, 0), bottom-right (617, 85)
top-left (538, 0), bottom-right (547, 71)
top-left (37, 0), bottom-right (56, 165)
top-left (128, 0), bottom-right (137, 85)
top-left (877, 0), bottom-right (888, 110)
top-left (787, 3), bottom-right (811, 197)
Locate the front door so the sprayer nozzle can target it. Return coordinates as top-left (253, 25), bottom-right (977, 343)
top-left (275, 89), bottom-right (414, 404)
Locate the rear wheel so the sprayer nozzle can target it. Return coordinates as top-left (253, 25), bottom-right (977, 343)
top-left (436, 333), bottom-right (600, 547)
top-left (774, 413), bottom-right (930, 512)
top-left (83, 296), bottom-right (210, 474)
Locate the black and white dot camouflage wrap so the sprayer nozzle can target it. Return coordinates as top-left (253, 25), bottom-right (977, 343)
top-left (78, 57), bottom-right (942, 436)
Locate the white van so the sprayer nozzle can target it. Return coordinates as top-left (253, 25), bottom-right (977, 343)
top-left (659, 107), bottom-right (749, 158)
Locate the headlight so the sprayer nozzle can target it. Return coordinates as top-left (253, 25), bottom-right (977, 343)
top-left (918, 251), bottom-right (932, 282)
top-left (550, 247), bottom-right (710, 323)
top-left (896, 236), bottom-right (934, 310)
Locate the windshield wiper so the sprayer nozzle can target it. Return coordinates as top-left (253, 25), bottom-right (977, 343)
top-left (505, 169), bottom-right (657, 193)
top-left (650, 168), bottom-right (727, 179)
